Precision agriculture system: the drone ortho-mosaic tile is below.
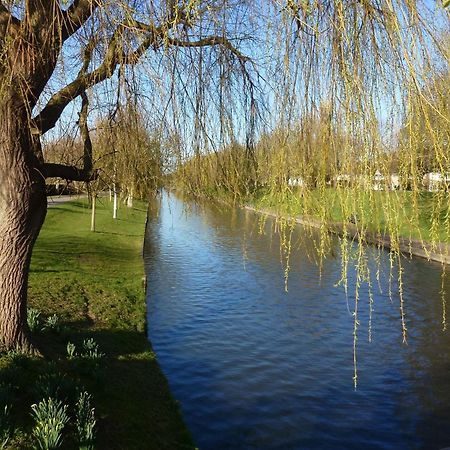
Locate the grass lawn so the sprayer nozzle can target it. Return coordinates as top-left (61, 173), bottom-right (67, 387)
top-left (250, 188), bottom-right (449, 244)
top-left (0, 197), bottom-right (194, 449)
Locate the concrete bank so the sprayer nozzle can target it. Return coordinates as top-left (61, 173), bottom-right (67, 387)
top-left (244, 205), bottom-right (450, 265)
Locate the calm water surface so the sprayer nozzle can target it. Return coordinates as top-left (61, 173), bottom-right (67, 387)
top-left (144, 192), bottom-right (450, 450)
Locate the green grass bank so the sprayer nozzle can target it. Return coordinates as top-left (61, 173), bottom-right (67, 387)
top-left (250, 188), bottom-right (449, 244)
top-left (0, 198), bottom-right (193, 449)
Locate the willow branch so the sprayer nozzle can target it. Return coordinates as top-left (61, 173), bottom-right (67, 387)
top-left (167, 36), bottom-right (250, 62)
top-left (61, 0), bottom-right (98, 41)
top-left (0, 2), bottom-right (20, 38)
top-left (24, 0), bottom-right (63, 37)
top-left (43, 88), bottom-right (95, 181)
top-left (33, 26), bottom-right (249, 134)
top-left (79, 90), bottom-right (93, 175)
top-left (0, 2), bottom-right (19, 24)
top-left (43, 163), bottom-right (97, 181)
top-left (33, 27), bottom-right (123, 134)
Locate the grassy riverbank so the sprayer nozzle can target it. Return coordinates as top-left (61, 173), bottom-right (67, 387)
top-left (0, 198), bottom-right (193, 449)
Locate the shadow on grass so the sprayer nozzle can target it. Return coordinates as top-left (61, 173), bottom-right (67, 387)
top-left (28, 268), bottom-right (66, 274)
top-left (95, 231), bottom-right (143, 237)
top-left (47, 203), bottom-right (88, 214)
top-left (31, 235), bottom-right (140, 278)
top-left (0, 326), bottom-right (194, 450)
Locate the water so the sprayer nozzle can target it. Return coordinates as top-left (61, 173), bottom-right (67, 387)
top-left (144, 192), bottom-right (450, 450)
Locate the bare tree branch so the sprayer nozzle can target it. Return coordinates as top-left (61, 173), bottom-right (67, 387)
top-left (0, 2), bottom-right (20, 37)
top-left (61, 0), bottom-right (98, 41)
top-left (42, 88), bottom-right (96, 181)
top-left (24, 0), bottom-right (60, 34)
top-left (33, 19), bottom-right (249, 135)
top-left (124, 18), bottom-right (250, 61)
top-left (33, 26), bottom-right (124, 134)
top-left (43, 163), bottom-right (97, 181)
top-left (167, 36), bottom-right (250, 62)
top-left (79, 90), bottom-right (93, 176)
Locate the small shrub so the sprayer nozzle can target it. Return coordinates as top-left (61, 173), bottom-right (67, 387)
top-left (69, 339), bottom-right (105, 377)
top-left (27, 308), bottom-right (42, 333)
top-left (66, 342), bottom-right (77, 360)
top-left (76, 392), bottom-right (96, 450)
top-left (81, 339), bottom-right (104, 360)
top-left (43, 315), bottom-right (60, 333)
top-left (31, 398), bottom-right (69, 450)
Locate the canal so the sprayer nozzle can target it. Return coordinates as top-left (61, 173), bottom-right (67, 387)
top-left (144, 192), bottom-right (450, 450)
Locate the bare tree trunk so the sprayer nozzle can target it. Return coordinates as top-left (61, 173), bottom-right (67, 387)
top-left (113, 183), bottom-right (118, 219)
top-left (91, 195), bottom-right (96, 232)
top-left (0, 96), bottom-right (47, 351)
top-left (127, 187), bottom-right (133, 208)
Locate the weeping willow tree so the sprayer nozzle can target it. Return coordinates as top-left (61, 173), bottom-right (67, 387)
top-left (0, 0), bottom-right (448, 372)
top-left (0, 0), bottom-right (252, 351)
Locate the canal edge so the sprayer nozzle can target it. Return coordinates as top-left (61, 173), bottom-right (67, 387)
top-left (243, 205), bottom-right (450, 266)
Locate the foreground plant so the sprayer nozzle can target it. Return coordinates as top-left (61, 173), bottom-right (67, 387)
top-left (81, 338), bottom-right (104, 360)
top-left (27, 308), bottom-right (42, 333)
top-left (31, 398), bottom-right (69, 450)
top-left (68, 338), bottom-right (105, 377)
top-left (66, 342), bottom-right (77, 360)
top-left (76, 392), bottom-right (96, 450)
top-left (43, 314), bottom-right (60, 333)
top-left (0, 405), bottom-right (11, 449)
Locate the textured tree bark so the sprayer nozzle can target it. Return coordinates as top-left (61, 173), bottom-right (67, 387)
top-left (0, 93), bottom-right (47, 351)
